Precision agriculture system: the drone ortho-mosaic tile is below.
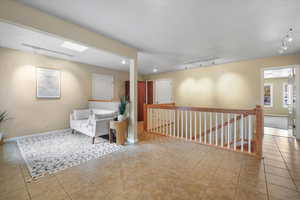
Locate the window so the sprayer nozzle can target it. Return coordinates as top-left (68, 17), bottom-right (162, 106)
top-left (282, 83), bottom-right (292, 108)
top-left (155, 79), bottom-right (172, 104)
top-left (92, 74), bottom-right (113, 100)
top-left (264, 83), bottom-right (273, 107)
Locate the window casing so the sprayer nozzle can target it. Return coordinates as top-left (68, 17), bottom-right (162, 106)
top-left (282, 83), bottom-right (292, 108)
top-left (92, 74), bottom-right (113, 100)
top-left (155, 79), bottom-right (172, 104)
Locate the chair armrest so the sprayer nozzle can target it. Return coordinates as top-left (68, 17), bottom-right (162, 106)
top-left (93, 117), bottom-right (115, 123)
top-left (70, 113), bottom-right (74, 121)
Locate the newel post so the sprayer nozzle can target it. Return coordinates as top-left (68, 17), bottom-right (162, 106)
top-left (144, 104), bottom-right (148, 132)
top-left (255, 105), bottom-right (263, 158)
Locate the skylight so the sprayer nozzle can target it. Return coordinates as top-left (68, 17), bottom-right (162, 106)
top-left (61, 41), bottom-right (88, 52)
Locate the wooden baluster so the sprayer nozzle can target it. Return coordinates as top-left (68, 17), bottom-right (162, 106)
top-left (152, 109), bottom-right (157, 132)
top-left (155, 109), bottom-right (158, 133)
top-left (234, 114), bottom-right (237, 150)
top-left (199, 112), bottom-right (202, 143)
top-left (204, 112), bottom-right (207, 144)
top-left (215, 112), bottom-right (218, 146)
top-left (240, 113), bottom-right (244, 152)
top-left (149, 108), bottom-right (152, 132)
top-left (245, 115), bottom-right (248, 140)
top-left (149, 108), bottom-right (151, 132)
top-left (185, 111), bottom-right (188, 140)
top-left (158, 109), bottom-right (160, 133)
top-left (164, 109), bottom-right (169, 136)
top-left (165, 110), bottom-right (168, 135)
top-left (152, 109), bottom-right (157, 133)
top-left (159, 109), bottom-right (161, 134)
top-left (171, 110), bottom-right (176, 136)
top-left (227, 113), bottom-right (230, 149)
top-left (194, 112), bottom-right (197, 142)
top-left (157, 109), bottom-right (162, 133)
top-left (181, 110), bottom-right (184, 138)
top-left (190, 111), bottom-right (192, 141)
top-left (162, 109), bottom-right (165, 134)
top-left (221, 113), bottom-right (224, 147)
top-left (209, 112), bottom-right (212, 144)
top-left (248, 115), bottom-right (252, 153)
top-left (170, 110), bottom-right (172, 136)
top-left (177, 110), bottom-right (179, 138)
top-left (148, 108), bottom-right (150, 132)
top-left (171, 110), bottom-right (173, 136)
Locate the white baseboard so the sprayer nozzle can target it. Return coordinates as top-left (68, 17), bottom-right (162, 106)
top-left (4, 128), bottom-right (71, 143)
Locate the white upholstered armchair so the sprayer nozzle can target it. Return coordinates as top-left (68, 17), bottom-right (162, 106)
top-left (70, 109), bottom-right (117, 144)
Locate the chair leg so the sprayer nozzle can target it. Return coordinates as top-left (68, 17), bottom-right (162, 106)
top-left (72, 129), bottom-right (75, 134)
top-left (92, 137), bottom-right (95, 144)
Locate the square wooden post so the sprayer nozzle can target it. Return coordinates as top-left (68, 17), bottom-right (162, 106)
top-left (255, 105), bottom-right (263, 158)
top-left (144, 104), bottom-right (148, 132)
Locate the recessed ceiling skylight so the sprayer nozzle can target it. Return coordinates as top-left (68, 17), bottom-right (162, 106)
top-left (61, 41), bottom-right (88, 52)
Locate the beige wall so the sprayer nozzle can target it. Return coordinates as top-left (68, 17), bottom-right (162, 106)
top-left (145, 54), bottom-right (300, 111)
top-left (264, 78), bottom-right (289, 116)
top-left (0, 48), bottom-right (129, 139)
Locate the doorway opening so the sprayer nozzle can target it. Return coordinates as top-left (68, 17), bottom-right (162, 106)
top-left (262, 66), bottom-right (297, 138)
top-left (125, 80), bottom-right (154, 121)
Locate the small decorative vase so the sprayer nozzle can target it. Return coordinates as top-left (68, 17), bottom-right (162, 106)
top-left (118, 115), bottom-right (125, 121)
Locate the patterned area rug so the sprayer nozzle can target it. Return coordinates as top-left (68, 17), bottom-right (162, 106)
top-left (17, 129), bottom-right (124, 179)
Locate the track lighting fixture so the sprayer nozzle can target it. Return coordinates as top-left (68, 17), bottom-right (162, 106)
top-left (278, 28), bottom-right (293, 54)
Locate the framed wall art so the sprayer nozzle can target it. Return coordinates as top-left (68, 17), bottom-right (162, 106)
top-left (36, 67), bottom-right (61, 99)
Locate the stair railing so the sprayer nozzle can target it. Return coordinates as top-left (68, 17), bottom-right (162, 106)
top-left (144, 104), bottom-right (263, 158)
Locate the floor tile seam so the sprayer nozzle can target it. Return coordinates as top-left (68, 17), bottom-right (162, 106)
top-left (19, 163), bottom-right (32, 200)
top-left (262, 158), bottom-right (270, 200)
top-left (273, 137), bottom-right (300, 193)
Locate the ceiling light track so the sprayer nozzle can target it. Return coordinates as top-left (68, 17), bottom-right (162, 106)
top-left (183, 56), bottom-right (219, 65)
top-left (22, 43), bottom-right (74, 57)
top-left (278, 28), bottom-right (293, 54)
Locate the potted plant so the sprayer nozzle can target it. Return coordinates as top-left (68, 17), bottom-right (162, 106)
top-left (118, 96), bottom-right (128, 121)
top-left (0, 111), bottom-right (8, 144)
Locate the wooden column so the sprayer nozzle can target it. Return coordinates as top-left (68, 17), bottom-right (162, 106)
top-left (255, 105), bottom-right (263, 158)
top-left (127, 58), bottom-right (138, 143)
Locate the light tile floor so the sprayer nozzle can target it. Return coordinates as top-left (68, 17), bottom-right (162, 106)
top-left (1, 130), bottom-right (300, 200)
top-left (264, 127), bottom-right (294, 138)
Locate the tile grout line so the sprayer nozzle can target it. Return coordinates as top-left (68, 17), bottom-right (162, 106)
top-left (234, 157), bottom-right (243, 200)
top-left (262, 157), bottom-right (270, 200)
top-left (18, 164), bottom-right (32, 200)
top-left (54, 175), bottom-right (73, 200)
top-left (273, 136), bottom-right (300, 193)
top-left (15, 142), bottom-right (33, 200)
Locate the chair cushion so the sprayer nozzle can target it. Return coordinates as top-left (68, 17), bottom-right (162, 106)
top-left (93, 109), bottom-right (117, 119)
top-left (73, 109), bottom-right (90, 120)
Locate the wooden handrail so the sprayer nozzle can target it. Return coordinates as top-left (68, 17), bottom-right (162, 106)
top-left (145, 104), bottom-right (256, 115)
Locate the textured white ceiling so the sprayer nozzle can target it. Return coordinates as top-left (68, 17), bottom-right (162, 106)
top-left (11, 0), bottom-right (300, 74)
top-left (0, 22), bottom-right (129, 71)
